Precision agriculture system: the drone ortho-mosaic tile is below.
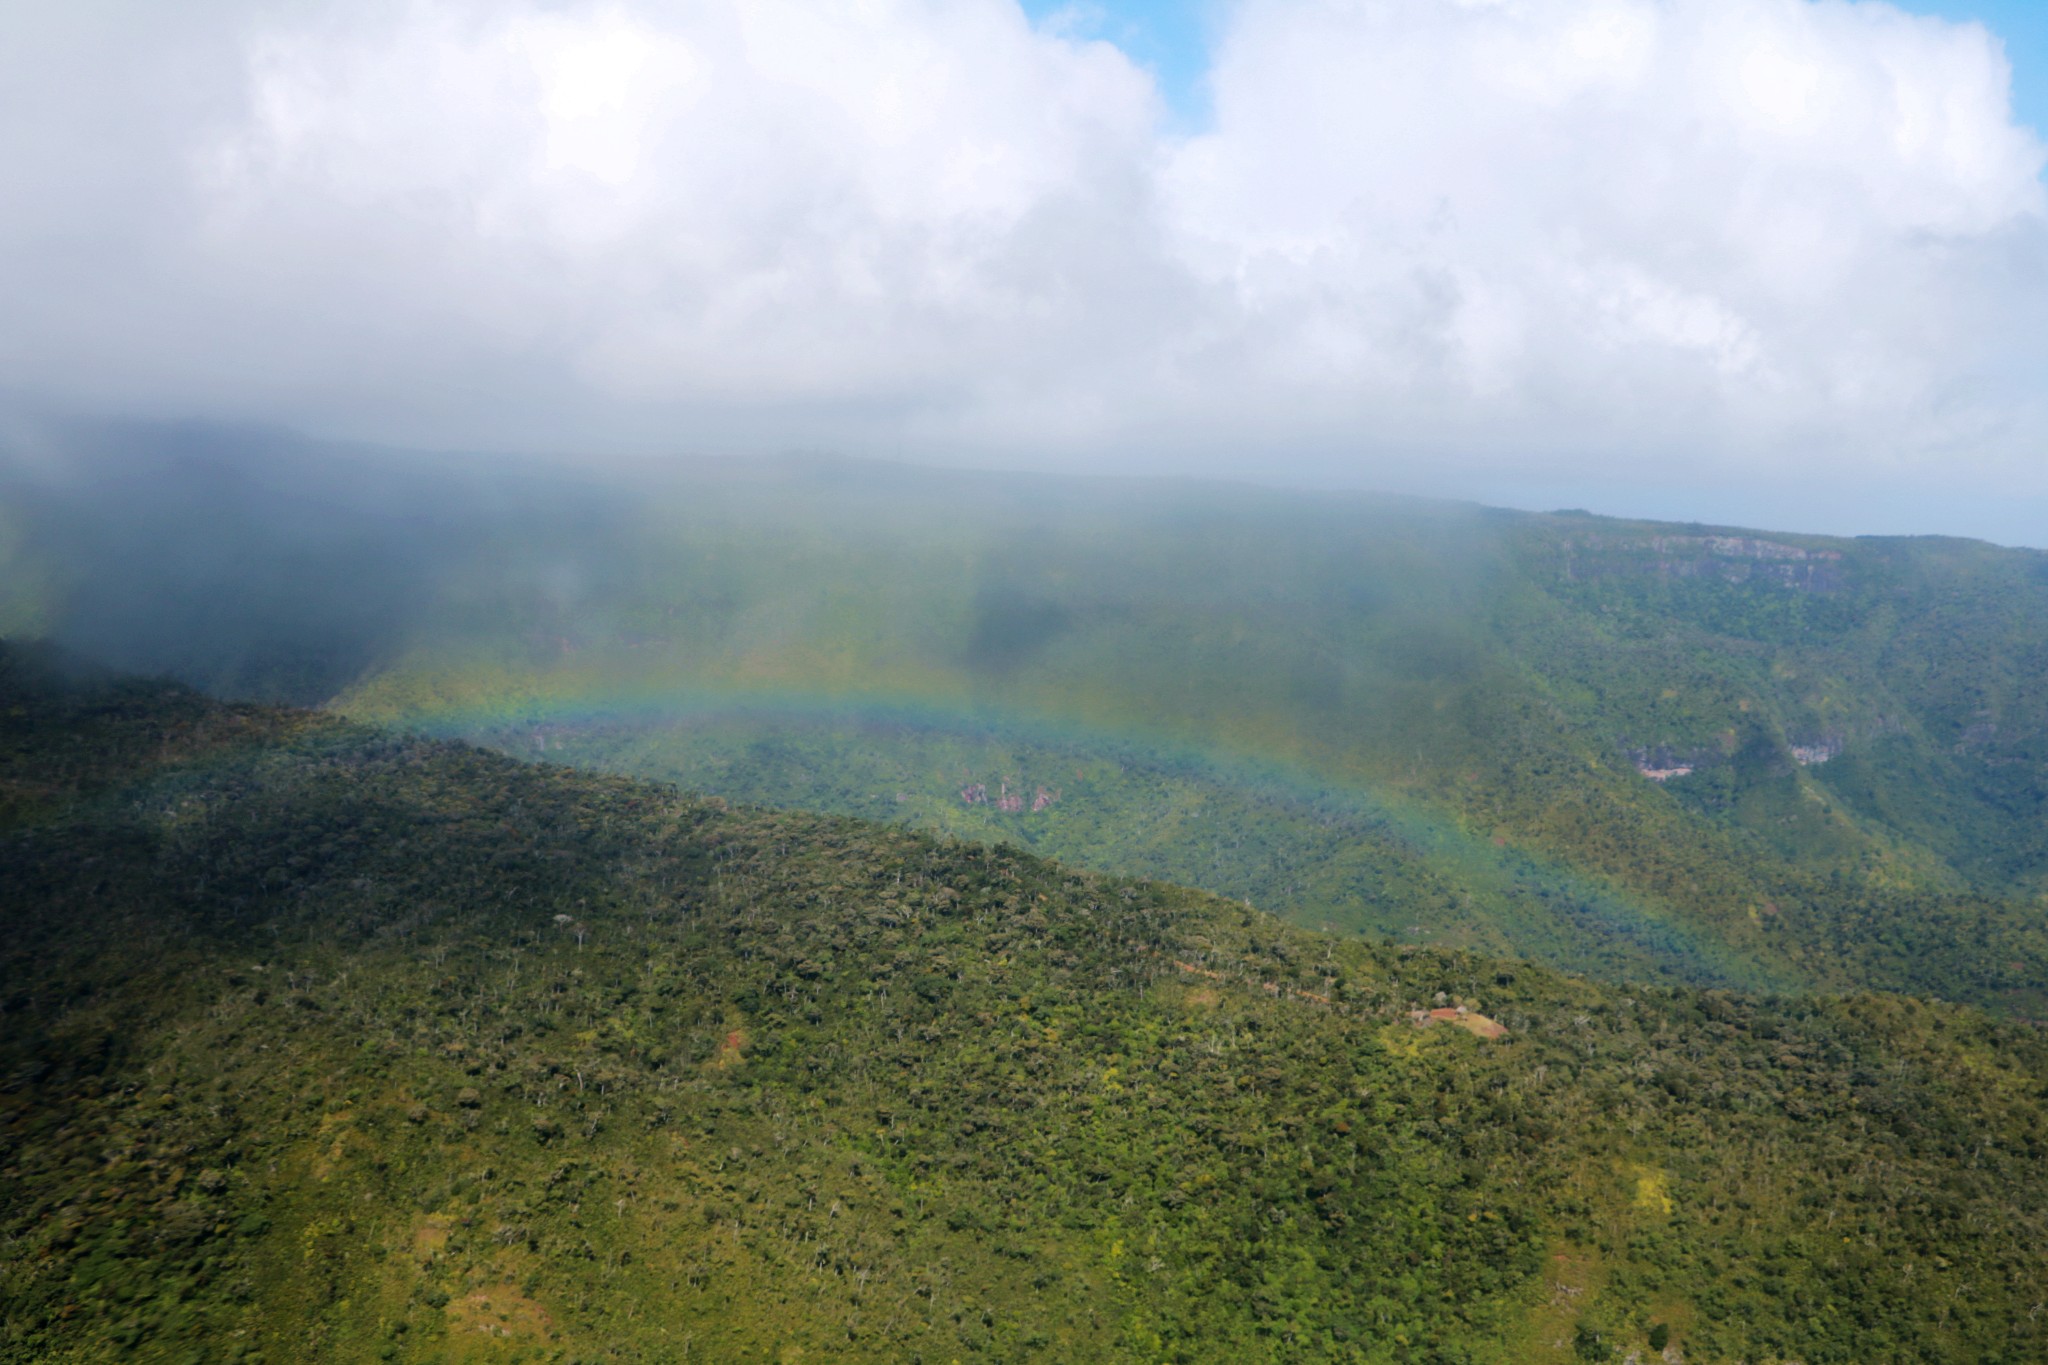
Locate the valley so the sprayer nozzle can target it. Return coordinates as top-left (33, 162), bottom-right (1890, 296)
top-left (13, 438), bottom-right (2042, 1007)
top-left (7, 437), bottom-right (2048, 1361)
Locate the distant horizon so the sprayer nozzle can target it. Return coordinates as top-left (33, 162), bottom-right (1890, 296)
top-left (9, 403), bottom-right (2043, 553)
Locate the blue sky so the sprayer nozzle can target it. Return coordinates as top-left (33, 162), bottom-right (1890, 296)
top-left (1027, 0), bottom-right (2048, 139)
top-left (1909, 2), bottom-right (2047, 133)
top-left (1020, 0), bottom-right (1220, 127)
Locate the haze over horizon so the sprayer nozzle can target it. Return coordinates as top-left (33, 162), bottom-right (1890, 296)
top-left (4, 0), bottom-right (2046, 544)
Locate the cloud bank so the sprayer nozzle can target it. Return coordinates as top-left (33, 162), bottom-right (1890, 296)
top-left (1, 0), bottom-right (2043, 530)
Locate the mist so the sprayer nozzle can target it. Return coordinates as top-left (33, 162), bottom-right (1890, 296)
top-left (0, 414), bottom-right (1518, 708)
top-left (0, 417), bottom-right (636, 702)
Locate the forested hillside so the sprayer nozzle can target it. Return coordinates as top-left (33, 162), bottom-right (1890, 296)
top-left (5, 644), bottom-right (2048, 1364)
top-left (4, 431), bottom-right (2048, 1010)
top-left (7, 429), bottom-right (2046, 1006)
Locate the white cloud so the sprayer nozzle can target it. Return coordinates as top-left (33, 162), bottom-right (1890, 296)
top-left (1158, 0), bottom-right (2046, 476)
top-left (0, 0), bottom-right (2042, 530)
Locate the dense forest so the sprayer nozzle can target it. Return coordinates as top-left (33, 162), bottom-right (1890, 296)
top-left (5, 643), bottom-right (2048, 1363)
top-left (7, 429), bottom-right (2047, 1007)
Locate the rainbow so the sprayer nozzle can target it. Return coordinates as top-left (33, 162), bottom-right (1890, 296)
top-left (335, 665), bottom-right (1789, 992)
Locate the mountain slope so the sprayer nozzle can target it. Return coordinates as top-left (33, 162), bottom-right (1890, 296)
top-left (5, 645), bottom-right (2048, 1363)
top-left (6, 427), bottom-right (2048, 1004)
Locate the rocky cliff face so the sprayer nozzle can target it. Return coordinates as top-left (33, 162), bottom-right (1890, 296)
top-left (1559, 534), bottom-right (1846, 593)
